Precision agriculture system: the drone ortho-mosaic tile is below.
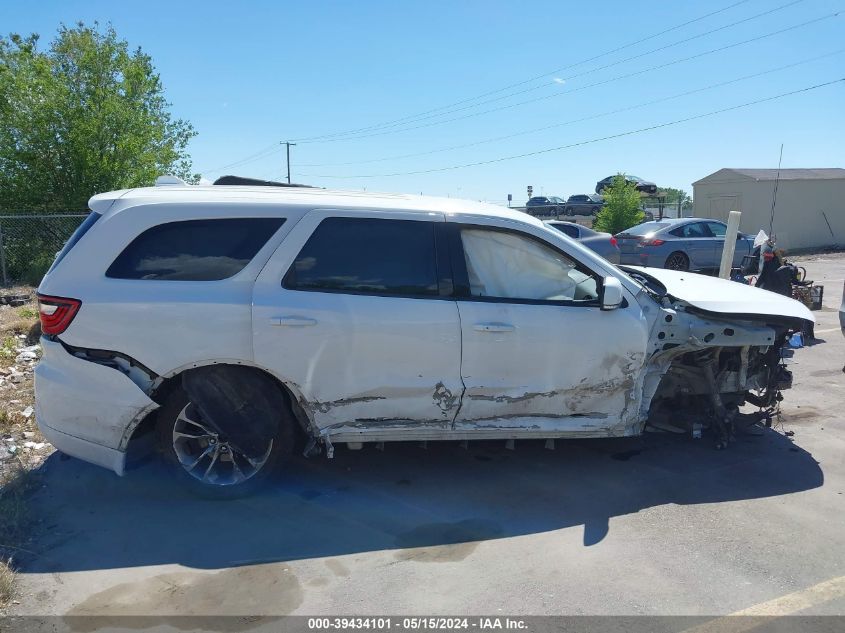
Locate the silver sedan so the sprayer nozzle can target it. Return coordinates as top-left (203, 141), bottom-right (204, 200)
top-left (615, 218), bottom-right (754, 272)
top-left (544, 220), bottom-right (621, 264)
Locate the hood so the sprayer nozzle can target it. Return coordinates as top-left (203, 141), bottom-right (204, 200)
top-left (622, 266), bottom-right (814, 324)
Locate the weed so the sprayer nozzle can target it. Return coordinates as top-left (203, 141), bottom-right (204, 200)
top-left (17, 308), bottom-right (37, 320)
top-left (0, 559), bottom-right (14, 606)
top-left (0, 337), bottom-right (17, 360)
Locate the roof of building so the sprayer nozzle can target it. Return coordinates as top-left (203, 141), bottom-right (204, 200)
top-left (693, 168), bottom-right (845, 185)
top-left (88, 182), bottom-right (539, 225)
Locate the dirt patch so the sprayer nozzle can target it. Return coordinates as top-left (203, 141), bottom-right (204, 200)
top-left (66, 564), bottom-right (303, 623)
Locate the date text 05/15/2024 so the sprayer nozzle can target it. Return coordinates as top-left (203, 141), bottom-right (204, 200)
top-left (307, 618), bottom-right (528, 630)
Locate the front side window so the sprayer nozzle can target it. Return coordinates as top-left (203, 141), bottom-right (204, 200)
top-left (706, 221), bottom-right (727, 237)
top-left (460, 228), bottom-right (599, 303)
top-left (106, 218), bottom-right (284, 281)
top-left (285, 217), bottom-right (439, 297)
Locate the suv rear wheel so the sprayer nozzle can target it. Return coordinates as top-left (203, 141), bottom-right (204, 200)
top-left (156, 386), bottom-right (295, 498)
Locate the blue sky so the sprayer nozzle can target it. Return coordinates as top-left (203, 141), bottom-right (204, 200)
top-left (2, 0), bottom-right (843, 203)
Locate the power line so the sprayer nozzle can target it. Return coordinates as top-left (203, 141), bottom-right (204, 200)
top-left (198, 142), bottom-right (283, 175)
top-left (293, 10), bottom-right (840, 145)
top-left (292, 0), bottom-right (802, 143)
top-left (288, 0), bottom-right (756, 142)
top-left (298, 49), bottom-right (845, 168)
top-left (298, 78), bottom-right (844, 179)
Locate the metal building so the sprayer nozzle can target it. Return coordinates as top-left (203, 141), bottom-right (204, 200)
top-left (692, 168), bottom-right (845, 251)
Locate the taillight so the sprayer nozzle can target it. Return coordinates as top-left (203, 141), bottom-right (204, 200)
top-left (610, 236), bottom-right (618, 247)
top-left (640, 238), bottom-right (665, 247)
top-left (37, 294), bottom-right (81, 336)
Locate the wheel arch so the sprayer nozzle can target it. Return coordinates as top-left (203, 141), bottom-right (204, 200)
top-left (123, 360), bottom-right (316, 454)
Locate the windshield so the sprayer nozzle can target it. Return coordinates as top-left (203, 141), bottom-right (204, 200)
top-left (619, 222), bottom-right (670, 236)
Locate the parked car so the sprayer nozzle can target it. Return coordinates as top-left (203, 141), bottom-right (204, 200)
top-left (596, 175), bottom-right (658, 195)
top-left (525, 196), bottom-right (566, 215)
top-left (564, 194), bottom-right (604, 216)
top-left (544, 220), bottom-right (620, 263)
top-left (36, 179), bottom-right (811, 494)
top-left (615, 218), bottom-right (754, 272)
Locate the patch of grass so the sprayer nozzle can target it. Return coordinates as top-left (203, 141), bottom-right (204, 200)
top-left (0, 410), bottom-right (12, 435)
top-left (0, 559), bottom-right (15, 606)
top-left (16, 308), bottom-right (37, 320)
top-left (0, 337), bottom-right (17, 360)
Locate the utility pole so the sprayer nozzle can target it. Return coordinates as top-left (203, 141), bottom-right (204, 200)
top-left (283, 141), bottom-right (296, 184)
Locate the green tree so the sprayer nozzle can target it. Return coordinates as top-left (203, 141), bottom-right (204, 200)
top-left (661, 187), bottom-right (693, 211)
top-left (0, 23), bottom-right (197, 212)
top-left (593, 174), bottom-right (644, 234)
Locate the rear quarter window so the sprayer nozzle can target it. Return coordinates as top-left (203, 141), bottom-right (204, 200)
top-left (106, 218), bottom-right (284, 281)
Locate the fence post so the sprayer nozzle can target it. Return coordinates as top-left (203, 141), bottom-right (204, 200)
top-left (0, 220), bottom-right (7, 286)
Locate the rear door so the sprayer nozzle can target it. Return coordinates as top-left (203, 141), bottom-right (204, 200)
top-left (252, 210), bottom-right (463, 433)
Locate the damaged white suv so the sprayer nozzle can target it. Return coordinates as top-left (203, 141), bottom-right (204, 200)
top-left (36, 177), bottom-right (813, 495)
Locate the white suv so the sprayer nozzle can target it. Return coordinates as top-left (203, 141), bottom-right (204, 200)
top-left (35, 178), bottom-right (813, 495)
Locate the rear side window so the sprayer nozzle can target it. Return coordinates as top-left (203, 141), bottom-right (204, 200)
top-left (549, 223), bottom-right (580, 239)
top-left (284, 217), bottom-right (438, 297)
top-left (106, 218), bottom-right (284, 281)
top-left (48, 212), bottom-right (102, 274)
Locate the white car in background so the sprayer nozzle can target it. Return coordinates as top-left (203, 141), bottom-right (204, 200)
top-left (35, 177), bottom-right (813, 496)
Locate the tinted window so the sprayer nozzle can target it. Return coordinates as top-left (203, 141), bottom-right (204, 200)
top-left (106, 218), bottom-right (284, 281)
top-left (670, 222), bottom-right (711, 238)
top-left (548, 223), bottom-right (580, 238)
top-left (706, 221), bottom-right (726, 237)
top-left (285, 217), bottom-right (438, 297)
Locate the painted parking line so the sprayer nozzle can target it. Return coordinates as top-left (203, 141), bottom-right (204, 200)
top-left (682, 575), bottom-right (845, 633)
top-left (814, 327), bottom-right (843, 334)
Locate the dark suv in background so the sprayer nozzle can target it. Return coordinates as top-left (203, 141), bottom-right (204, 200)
top-left (564, 194), bottom-right (605, 216)
top-left (525, 196), bottom-right (566, 215)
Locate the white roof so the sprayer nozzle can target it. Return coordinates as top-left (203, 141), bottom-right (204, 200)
top-left (89, 184), bottom-right (538, 225)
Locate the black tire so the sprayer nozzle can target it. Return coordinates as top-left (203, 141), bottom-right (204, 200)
top-left (155, 384), bottom-right (296, 499)
top-left (591, 206), bottom-right (600, 215)
top-left (665, 251), bottom-right (690, 271)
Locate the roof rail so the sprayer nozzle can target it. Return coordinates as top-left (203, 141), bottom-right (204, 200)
top-left (213, 175), bottom-right (314, 188)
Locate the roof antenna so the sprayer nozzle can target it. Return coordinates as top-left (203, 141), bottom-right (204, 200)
top-left (768, 144), bottom-right (783, 235)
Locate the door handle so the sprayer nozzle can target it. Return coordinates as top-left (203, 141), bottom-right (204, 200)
top-left (272, 316), bottom-right (318, 327)
top-left (473, 323), bottom-right (515, 333)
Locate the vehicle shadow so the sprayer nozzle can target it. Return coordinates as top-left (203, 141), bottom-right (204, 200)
top-left (20, 429), bottom-right (822, 573)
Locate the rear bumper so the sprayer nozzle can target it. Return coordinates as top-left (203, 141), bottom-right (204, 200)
top-left (38, 421), bottom-right (127, 475)
top-left (35, 338), bottom-right (160, 475)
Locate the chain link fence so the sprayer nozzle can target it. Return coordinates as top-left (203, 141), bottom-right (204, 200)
top-left (0, 213), bottom-right (89, 286)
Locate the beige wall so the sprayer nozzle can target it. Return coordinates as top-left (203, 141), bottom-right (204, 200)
top-left (693, 178), bottom-right (845, 251)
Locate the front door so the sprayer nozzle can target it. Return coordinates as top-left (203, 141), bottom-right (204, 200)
top-left (252, 211), bottom-right (463, 434)
top-left (674, 221), bottom-right (716, 270)
top-left (449, 221), bottom-right (650, 435)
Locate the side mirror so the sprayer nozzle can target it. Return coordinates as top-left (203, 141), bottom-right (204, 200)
top-left (601, 276), bottom-right (624, 311)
